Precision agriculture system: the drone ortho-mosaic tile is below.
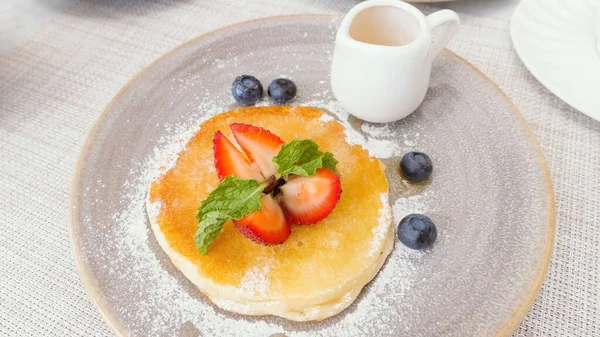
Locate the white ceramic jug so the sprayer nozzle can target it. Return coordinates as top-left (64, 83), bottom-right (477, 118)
top-left (331, 0), bottom-right (460, 123)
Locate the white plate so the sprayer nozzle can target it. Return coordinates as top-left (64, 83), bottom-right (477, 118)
top-left (511, 0), bottom-right (600, 120)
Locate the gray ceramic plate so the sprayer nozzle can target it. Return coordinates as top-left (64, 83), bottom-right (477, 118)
top-left (70, 15), bottom-right (555, 337)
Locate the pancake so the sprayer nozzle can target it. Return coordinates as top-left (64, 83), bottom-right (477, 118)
top-left (147, 106), bottom-right (393, 321)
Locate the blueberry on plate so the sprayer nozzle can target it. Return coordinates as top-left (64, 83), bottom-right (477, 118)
top-left (397, 214), bottom-right (437, 250)
top-left (400, 151), bottom-right (432, 182)
top-left (231, 75), bottom-right (263, 105)
top-left (268, 78), bottom-right (297, 103)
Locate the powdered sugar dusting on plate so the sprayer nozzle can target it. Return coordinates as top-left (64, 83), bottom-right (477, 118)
top-left (303, 99), bottom-right (402, 159)
top-left (110, 102), bottom-right (291, 336)
top-left (104, 97), bottom-right (420, 336)
top-left (392, 194), bottom-right (429, 224)
top-left (360, 123), bottom-right (394, 137)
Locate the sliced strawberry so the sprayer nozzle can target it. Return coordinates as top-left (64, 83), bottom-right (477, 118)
top-left (234, 194), bottom-right (290, 245)
top-left (279, 168), bottom-right (342, 225)
top-left (213, 130), bottom-right (263, 181)
top-left (230, 123), bottom-right (284, 177)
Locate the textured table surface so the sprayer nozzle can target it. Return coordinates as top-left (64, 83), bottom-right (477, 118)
top-left (0, 0), bottom-right (599, 336)
top-left (0, 0), bottom-right (522, 54)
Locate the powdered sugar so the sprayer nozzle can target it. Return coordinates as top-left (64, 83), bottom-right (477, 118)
top-left (364, 138), bottom-right (401, 158)
top-left (318, 112), bottom-right (334, 123)
top-left (106, 102), bottom-right (294, 336)
top-left (239, 262), bottom-right (272, 296)
top-left (368, 193), bottom-right (393, 257)
top-left (392, 193), bottom-right (429, 224)
top-left (87, 74), bottom-right (430, 336)
top-left (303, 99), bottom-right (402, 158)
top-left (360, 123), bottom-right (394, 138)
top-left (101, 100), bottom-right (422, 335)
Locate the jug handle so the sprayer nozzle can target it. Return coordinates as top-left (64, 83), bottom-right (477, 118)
top-left (426, 10), bottom-right (460, 58)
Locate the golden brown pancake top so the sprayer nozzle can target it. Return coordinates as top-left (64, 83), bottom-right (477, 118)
top-left (149, 106), bottom-right (389, 299)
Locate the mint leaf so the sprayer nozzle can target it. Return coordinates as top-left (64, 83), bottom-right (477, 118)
top-left (194, 176), bottom-right (265, 254)
top-left (194, 212), bottom-right (228, 255)
top-left (273, 140), bottom-right (321, 176)
top-left (273, 139), bottom-right (339, 176)
top-left (321, 152), bottom-right (340, 174)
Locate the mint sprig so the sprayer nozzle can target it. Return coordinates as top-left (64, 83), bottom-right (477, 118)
top-left (195, 139), bottom-right (340, 254)
top-left (273, 139), bottom-right (339, 177)
top-left (194, 176), bottom-right (265, 254)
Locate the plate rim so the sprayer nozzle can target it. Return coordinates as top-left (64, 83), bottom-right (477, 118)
top-left (510, 0), bottom-right (599, 121)
top-left (69, 14), bottom-right (555, 337)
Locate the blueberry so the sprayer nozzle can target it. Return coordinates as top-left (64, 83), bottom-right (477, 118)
top-left (268, 78), bottom-right (297, 103)
top-left (397, 214), bottom-right (437, 250)
top-left (400, 152), bottom-right (432, 182)
top-left (231, 75), bottom-right (263, 105)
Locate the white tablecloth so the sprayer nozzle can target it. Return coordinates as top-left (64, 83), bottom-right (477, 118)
top-left (0, 0), bottom-right (598, 336)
